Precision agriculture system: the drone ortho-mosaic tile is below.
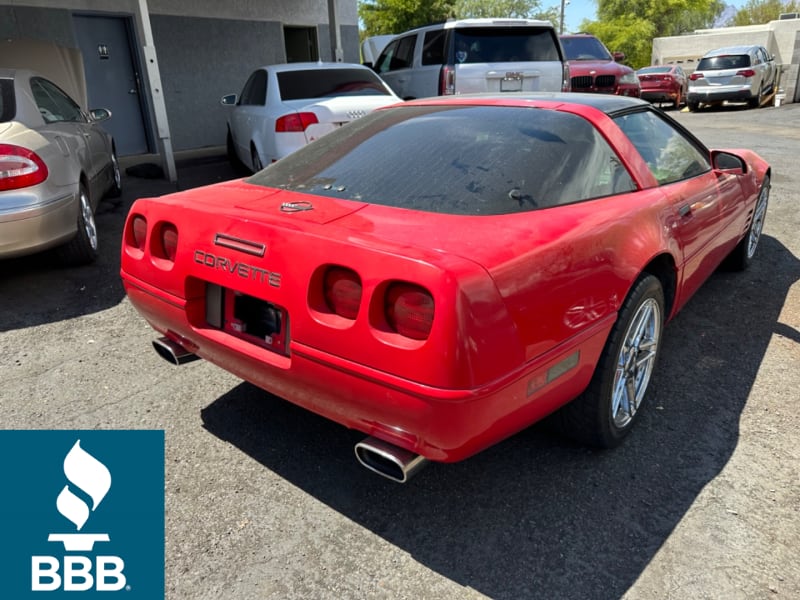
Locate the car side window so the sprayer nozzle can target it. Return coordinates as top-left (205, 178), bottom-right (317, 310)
top-left (376, 35), bottom-right (415, 73)
top-left (239, 70), bottom-right (267, 106)
top-left (30, 78), bottom-right (84, 123)
top-left (614, 110), bottom-right (710, 185)
top-left (421, 30), bottom-right (445, 66)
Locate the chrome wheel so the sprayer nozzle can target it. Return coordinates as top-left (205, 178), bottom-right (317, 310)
top-left (112, 152), bottom-right (121, 190)
top-left (746, 182), bottom-right (769, 259)
top-left (611, 297), bottom-right (661, 428)
top-left (80, 188), bottom-right (98, 252)
top-left (554, 275), bottom-right (664, 448)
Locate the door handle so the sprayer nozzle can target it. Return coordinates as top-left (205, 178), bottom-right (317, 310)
top-left (129, 88), bottom-right (137, 94)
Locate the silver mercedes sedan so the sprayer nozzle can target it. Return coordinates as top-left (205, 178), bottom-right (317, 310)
top-left (0, 68), bottom-right (121, 264)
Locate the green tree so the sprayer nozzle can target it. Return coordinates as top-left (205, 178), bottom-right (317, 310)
top-left (730, 0), bottom-right (800, 25)
top-left (359, 0), bottom-right (454, 37)
top-left (359, 0), bottom-right (562, 37)
top-left (452, 0), bottom-right (560, 26)
top-left (580, 0), bottom-right (725, 68)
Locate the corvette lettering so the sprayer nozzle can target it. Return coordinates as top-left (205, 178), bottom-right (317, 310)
top-left (194, 250), bottom-right (281, 287)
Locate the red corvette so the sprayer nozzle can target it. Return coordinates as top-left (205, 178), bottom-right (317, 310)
top-left (121, 94), bottom-right (770, 482)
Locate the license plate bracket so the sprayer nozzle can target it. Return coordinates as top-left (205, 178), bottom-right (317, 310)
top-left (501, 72), bottom-right (523, 92)
top-left (207, 284), bottom-right (289, 355)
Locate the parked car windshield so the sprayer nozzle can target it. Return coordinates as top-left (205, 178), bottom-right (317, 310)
top-left (250, 105), bottom-right (636, 215)
top-left (277, 69), bottom-right (393, 100)
top-left (560, 36), bottom-right (612, 61)
top-left (0, 78), bottom-right (15, 122)
top-left (453, 28), bottom-right (560, 63)
top-left (697, 55), bottom-right (750, 70)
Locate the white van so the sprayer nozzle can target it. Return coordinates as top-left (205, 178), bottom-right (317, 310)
top-left (372, 18), bottom-right (570, 99)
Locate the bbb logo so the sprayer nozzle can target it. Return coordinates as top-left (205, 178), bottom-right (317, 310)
top-left (32, 440), bottom-right (127, 591)
top-left (0, 430), bottom-right (164, 599)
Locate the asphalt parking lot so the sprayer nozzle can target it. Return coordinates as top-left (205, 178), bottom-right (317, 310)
top-left (2, 102), bottom-right (799, 600)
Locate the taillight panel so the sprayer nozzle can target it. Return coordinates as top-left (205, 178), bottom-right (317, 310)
top-left (439, 65), bottom-right (455, 95)
top-left (149, 221), bottom-right (179, 268)
top-left (124, 215), bottom-right (179, 268)
top-left (382, 281), bottom-right (435, 341)
top-left (275, 112), bottom-right (319, 132)
top-left (322, 266), bottom-right (362, 319)
top-left (309, 266), bottom-right (435, 342)
top-left (0, 144), bottom-right (48, 191)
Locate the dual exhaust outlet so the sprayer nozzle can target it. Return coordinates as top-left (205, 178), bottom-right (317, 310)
top-left (153, 336), bottom-right (428, 483)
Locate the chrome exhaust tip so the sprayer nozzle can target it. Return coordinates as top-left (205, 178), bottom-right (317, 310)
top-left (354, 437), bottom-right (428, 483)
top-left (152, 336), bottom-right (200, 366)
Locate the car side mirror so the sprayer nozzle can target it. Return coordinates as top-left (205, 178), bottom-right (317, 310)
top-left (363, 61), bottom-right (373, 69)
top-left (220, 94), bottom-right (237, 106)
top-left (711, 150), bottom-right (746, 174)
top-left (89, 108), bottom-right (112, 122)
top-left (613, 51), bottom-right (625, 62)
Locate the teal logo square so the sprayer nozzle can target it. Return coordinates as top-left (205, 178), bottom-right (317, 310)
top-left (0, 430), bottom-right (165, 597)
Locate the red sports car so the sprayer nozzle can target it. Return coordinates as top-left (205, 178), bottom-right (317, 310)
top-left (121, 94), bottom-right (770, 482)
top-left (637, 64), bottom-right (688, 108)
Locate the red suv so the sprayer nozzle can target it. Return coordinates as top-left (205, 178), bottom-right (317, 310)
top-left (559, 34), bottom-right (640, 97)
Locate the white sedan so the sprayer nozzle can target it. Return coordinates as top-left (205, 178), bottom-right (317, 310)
top-left (221, 62), bottom-right (400, 172)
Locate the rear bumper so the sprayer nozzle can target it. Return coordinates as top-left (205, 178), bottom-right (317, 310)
top-left (640, 90), bottom-right (679, 103)
top-left (122, 274), bottom-right (610, 462)
top-left (0, 189), bottom-right (77, 259)
top-left (688, 86), bottom-right (755, 103)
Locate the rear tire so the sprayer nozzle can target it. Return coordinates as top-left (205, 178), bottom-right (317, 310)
top-left (554, 274), bottom-right (665, 448)
top-left (748, 88), bottom-right (763, 108)
top-left (726, 175), bottom-right (769, 271)
top-left (226, 130), bottom-right (248, 175)
top-left (687, 101), bottom-right (699, 112)
top-left (56, 183), bottom-right (98, 265)
top-left (105, 147), bottom-right (122, 199)
top-left (251, 144), bottom-right (264, 173)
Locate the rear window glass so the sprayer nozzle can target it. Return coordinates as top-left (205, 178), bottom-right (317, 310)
top-left (250, 105), bottom-right (635, 215)
top-left (0, 78), bottom-right (15, 122)
top-left (277, 69), bottom-right (392, 100)
top-left (453, 28), bottom-right (560, 63)
top-left (638, 67), bottom-right (671, 74)
top-left (697, 55), bottom-right (750, 70)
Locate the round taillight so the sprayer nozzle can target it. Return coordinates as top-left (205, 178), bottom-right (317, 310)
top-left (385, 283), bottom-right (434, 340)
top-left (323, 267), bottom-right (362, 319)
top-left (159, 224), bottom-right (178, 261)
top-left (131, 216), bottom-right (147, 250)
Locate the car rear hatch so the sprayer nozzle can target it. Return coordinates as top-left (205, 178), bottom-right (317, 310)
top-left (692, 55), bottom-right (751, 87)
top-left (450, 26), bottom-right (565, 93)
top-left (120, 182), bottom-right (525, 390)
top-left (638, 72), bottom-right (669, 88)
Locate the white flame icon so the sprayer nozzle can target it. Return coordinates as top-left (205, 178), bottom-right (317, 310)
top-left (48, 440), bottom-right (112, 551)
top-left (56, 440), bottom-right (111, 530)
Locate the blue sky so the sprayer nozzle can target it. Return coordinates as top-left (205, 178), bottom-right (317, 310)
top-left (561, 0), bottom-right (749, 33)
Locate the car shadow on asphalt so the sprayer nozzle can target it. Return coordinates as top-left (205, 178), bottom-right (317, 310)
top-left (200, 234), bottom-right (800, 599)
top-left (0, 155), bottom-right (239, 332)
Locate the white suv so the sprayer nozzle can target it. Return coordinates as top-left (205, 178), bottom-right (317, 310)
top-left (687, 45), bottom-right (778, 111)
top-left (371, 18), bottom-right (570, 99)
